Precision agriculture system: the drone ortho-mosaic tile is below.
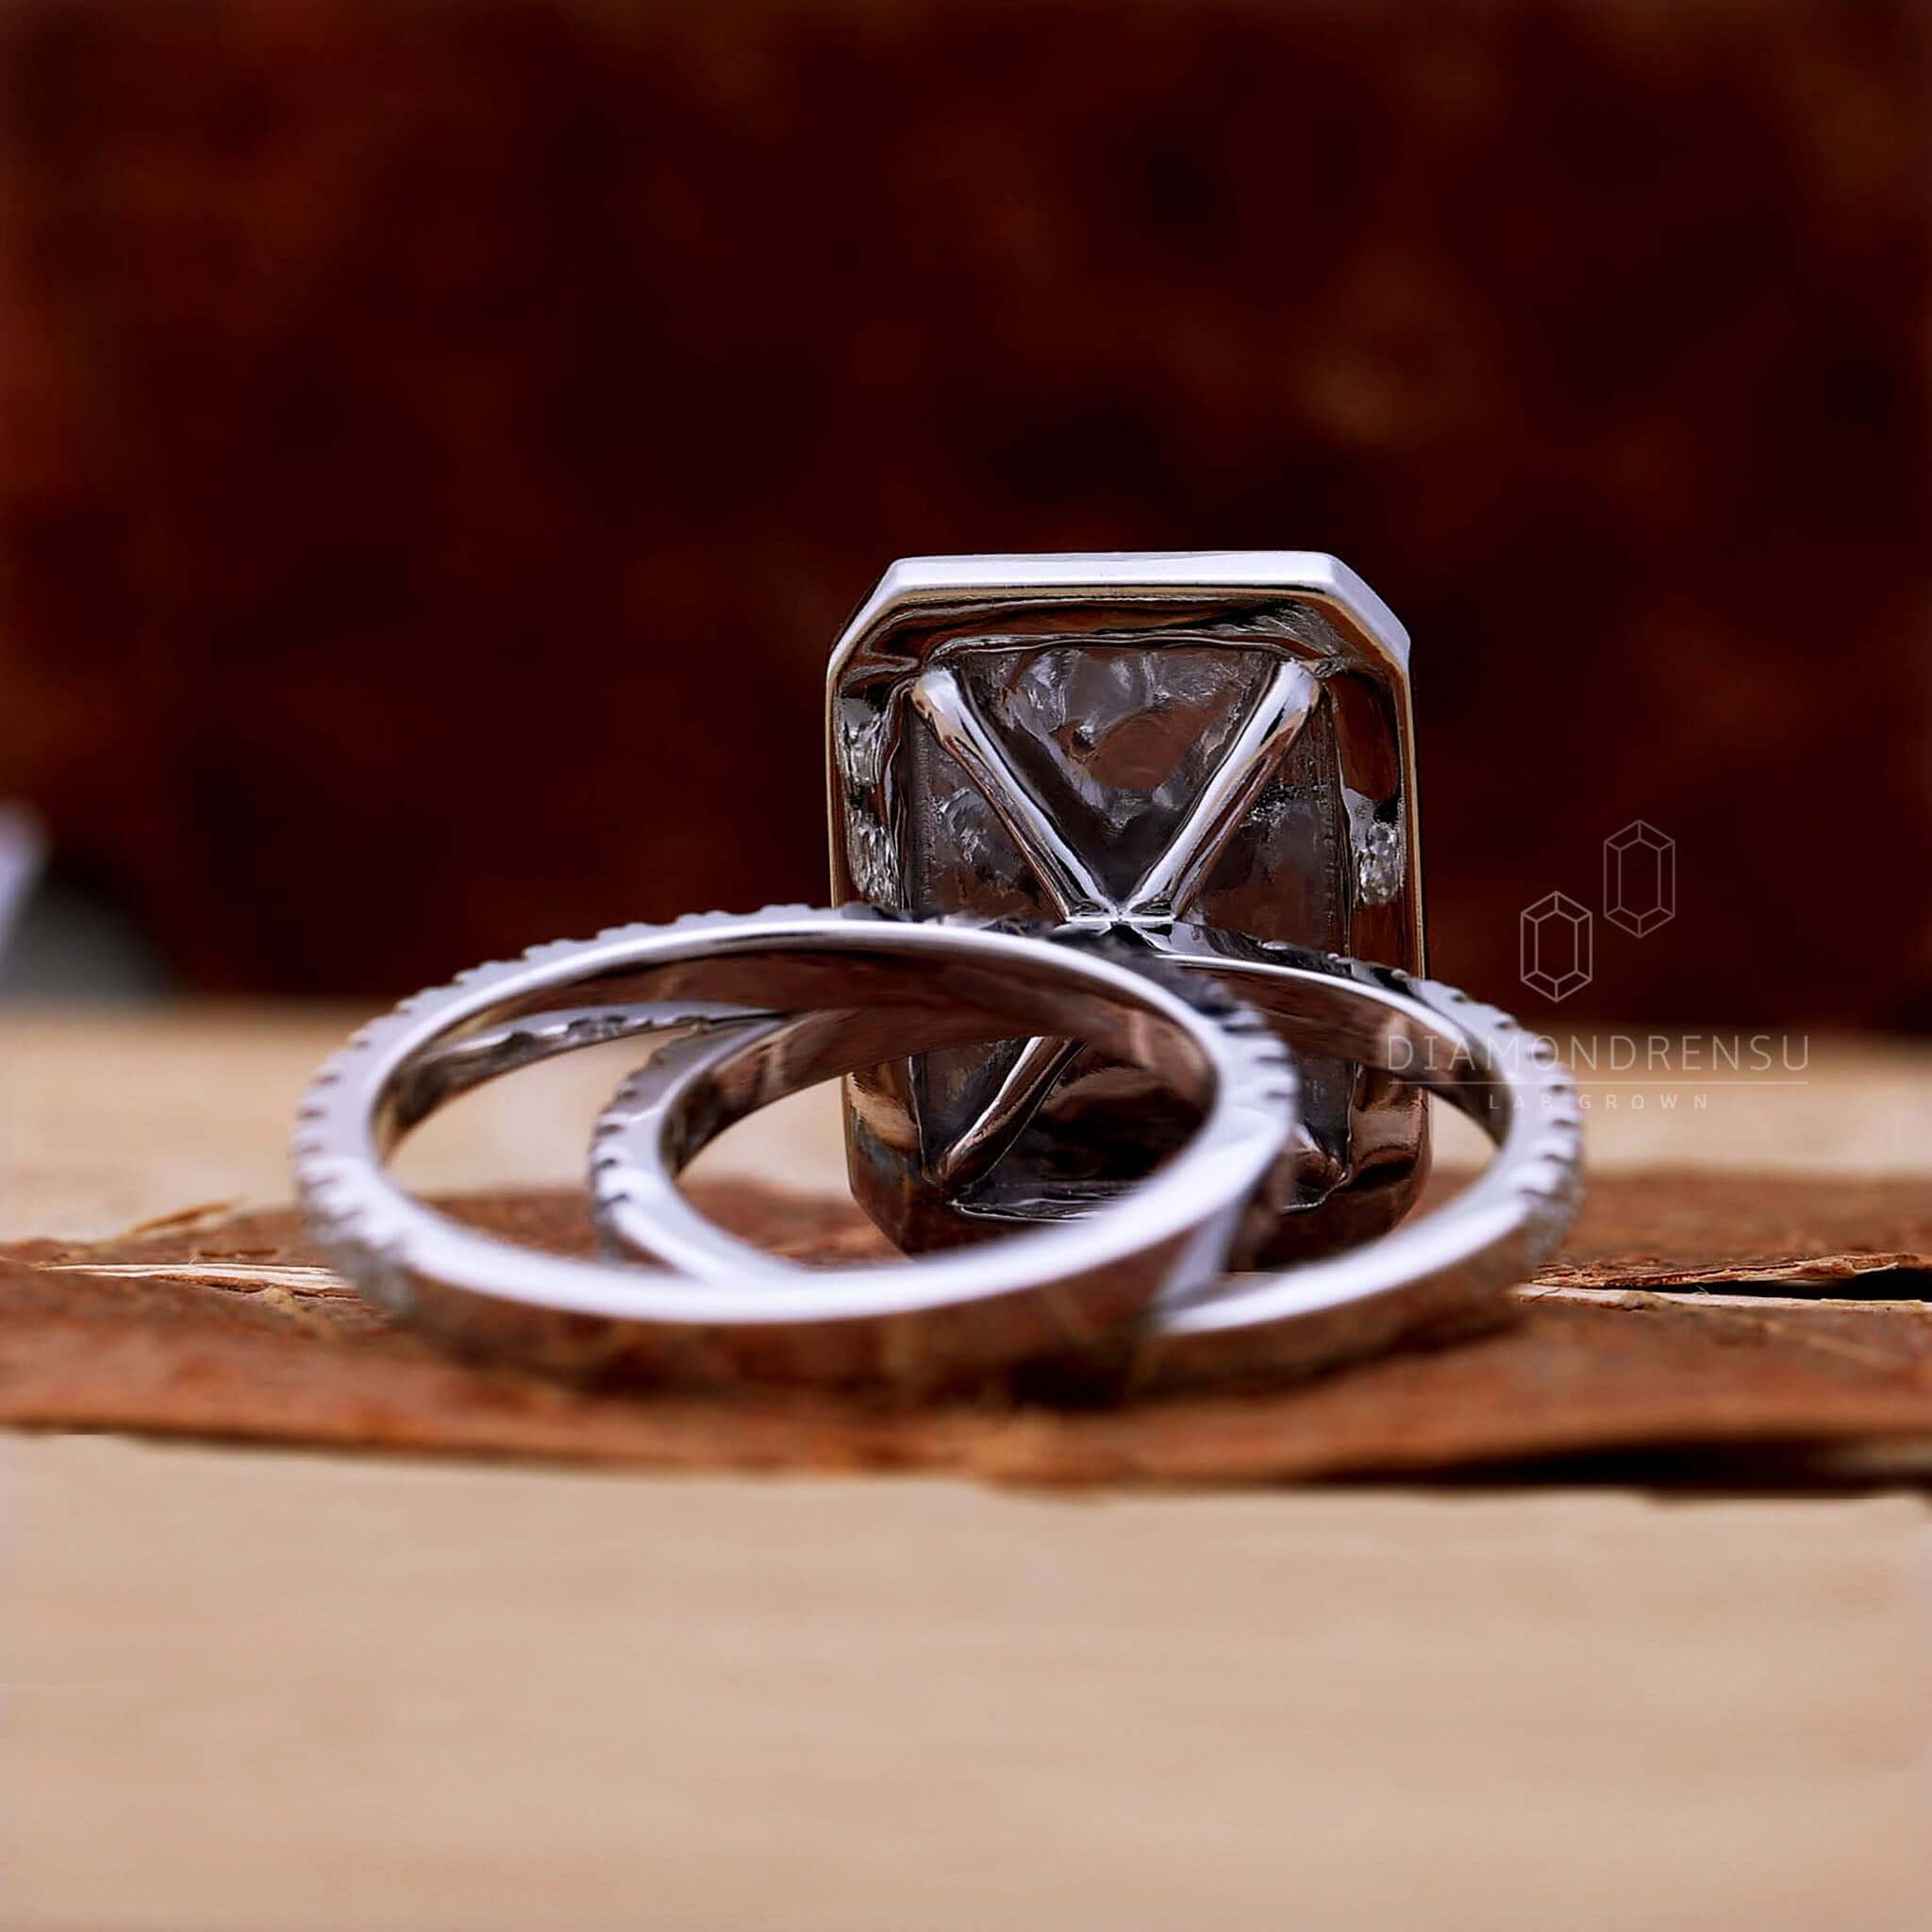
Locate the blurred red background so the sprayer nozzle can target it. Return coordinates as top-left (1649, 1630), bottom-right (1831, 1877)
top-left (2, 0), bottom-right (1926, 1023)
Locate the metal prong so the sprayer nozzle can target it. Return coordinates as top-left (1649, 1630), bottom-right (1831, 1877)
top-left (1124, 658), bottom-right (1320, 921)
top-left (910, 668), bottom-right (1115, 923)
top-left (933, 1032), bottom-right (1087, 1191)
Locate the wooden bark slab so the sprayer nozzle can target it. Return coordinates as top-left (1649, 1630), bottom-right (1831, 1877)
top-left (3, 1173), bottom-right (1928, 1484)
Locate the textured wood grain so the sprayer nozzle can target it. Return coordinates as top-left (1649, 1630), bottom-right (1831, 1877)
top-left (6, 1174), bottom-right (1927, 1483)
top-left (6, 1018), bottom-right (1929, 1928)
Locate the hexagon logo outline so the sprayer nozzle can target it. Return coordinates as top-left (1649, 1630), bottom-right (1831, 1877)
top-left (1521, 889), bottom-right (1592, 1003)
top-left (1604, 821), bottom-right (1675, 938)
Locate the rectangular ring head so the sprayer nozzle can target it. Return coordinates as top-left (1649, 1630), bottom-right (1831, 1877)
top-left (827, 552), bottom-right (1426, 1257)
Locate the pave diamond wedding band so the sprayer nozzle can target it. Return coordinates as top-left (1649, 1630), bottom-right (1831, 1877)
top-left (292, 908), bottom-right (1296, 1389)
top-left (590, 935), bottom-right (1580, 1382)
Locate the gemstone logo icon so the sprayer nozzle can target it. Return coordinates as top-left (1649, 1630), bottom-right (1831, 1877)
top-left (1604, 821), bottom-right (1676, 937)
top-left (1521, 890), bottom-right (1592, 1003)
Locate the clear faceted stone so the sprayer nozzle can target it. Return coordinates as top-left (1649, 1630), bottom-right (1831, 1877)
top-left (1356, 820), bottom-right (1403, 906)
top-left (892, 640), bottom-right (1348, 1192)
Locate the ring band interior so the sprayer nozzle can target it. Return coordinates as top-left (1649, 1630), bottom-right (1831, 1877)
top-left (627, 970), bottom-right (1525, 1196)
top-left (378, 939), bottom-right (1224, 1158)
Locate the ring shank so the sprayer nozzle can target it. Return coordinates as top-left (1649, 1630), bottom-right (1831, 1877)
top-left (292, 911), bottom-right (1296, 1391)
top-left (589, 935), bottom-right (1582, 1386)
top-left (377, 940), bottom-right (1228, 1151)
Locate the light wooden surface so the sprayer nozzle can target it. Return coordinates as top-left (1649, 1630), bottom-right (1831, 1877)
top-left (6, 1008), bottom-right (1929, 1244)
top-left (5, 1008), bottom-right (1931, 1930)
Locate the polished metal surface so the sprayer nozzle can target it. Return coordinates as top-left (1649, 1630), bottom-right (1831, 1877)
top-left (590, 933), bottom-right (1580, 1384)
top-left (291, 907), bottom-right (1296, 1391)
top-left (1134, 933), bottom-right (1581, 1384)
top-left (826, 552), bottom-right (1427, 1263)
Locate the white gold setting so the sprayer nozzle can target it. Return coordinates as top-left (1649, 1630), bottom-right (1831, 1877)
top-left (289, 553), bottom-right (1586, 1394)
top-left (589, 930), bottom-right (1582, 1383)
top-left (291, 906), bottom-right (1296, 1390)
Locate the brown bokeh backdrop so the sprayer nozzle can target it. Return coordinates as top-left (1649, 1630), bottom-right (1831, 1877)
top-left (2, 1), bottom-right (1926, 1023)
